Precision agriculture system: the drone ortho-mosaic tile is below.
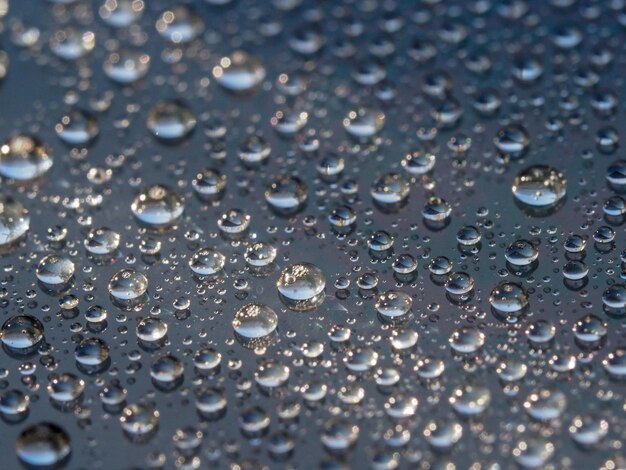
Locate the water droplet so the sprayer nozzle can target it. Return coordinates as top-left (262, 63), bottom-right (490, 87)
top-left (108, 268), bottom-right (148, 300)
top-left (137, 317), bottom-right (168, 342)
top-left (489, 281), bottom-right (528, 313)
top-left (147, 100), bottom-right (196, 142)
top-left (0, 134), bottom-right (53, 181)
top-left (212, 51), bottom-right (266, 93)
top-left (232, 303), bottom-right (278, 339)
top-left (343, 108), bottom-right (385, 138)
top-left (218, 208), bottom-right (251, 234)
top-left (75, 337), bottom-right (109, 366)
top-left (370, 173), bottom-right (410, 206)
top-left (120, 402), bottom-right (159, 436)
top-left (189, 247), bottom-right (225, 276)
top-left (375, 290), bottom-right (412, 322)
top-left (505, 239), bottom-right (538, 266)
top-left (49, 27), bottom-right (95, 60)
top-left (16, 423), bottom-right (71, 467)
top-left (1, 314), bottom-right (44, 351)
top-left (55, 109), bottom-right (99, 147)
top-left (265, 175), bottom-right (307, 215)
top-left (131, 185), bottom-right (184, 228)
top-left (0, 194), bottom-right (29, 247)
top-left (156, 6), bottom-right (203, 44)
top-left (494, 125), bottom-right (529, 158)
top-left (276, 262), bottom-right (325, 310)
top-left (84, 227), bottom-right (120, 255)
top-left (512, 165), bottom-right (567, 208)
top-left (422, 196), bottom-right (451, 221)
top-left (103, 49), bottom-right (150, 84)
top-left (36, 254), bottom-right (75, 285)
top-left (245, 242), bottom-right (277, 267)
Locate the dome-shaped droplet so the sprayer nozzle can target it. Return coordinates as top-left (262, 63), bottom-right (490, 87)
top-left (523, 388), bottom-right (567, 421)
top-left (193, 347), bottom-right (221, 370)
top-left (277, 262), bottom-right (325, 310)
top-left (603, 348), bottom-right (626, 378)
top-left (429, 256), bottom-right (452, 275)
top-left (212, 51), bottom-right (266, 93)
top-left (569, 415), bottom-right (609, 446)
top-left (0, 134), bottom-right (53, 181)
top-left (603, 195), bottom-right (626, 216)
top-left (103, 49), bottom-right (150, 84)
top-left (151, 354), bottom-right (184, 383)
top-left (218, 208), bottom-right (251, 234)
top-left (255, 360), bottom-right (290, 388)
top-left (85, 305), bottom-right (107, 324)
top-left (156, 6), bottom-right (204, 43)
top-left (16, 423), bottom-right (71, 467)
top-left (1, 314), bottom-right (44, 351)
top-left (192, 168), bottom-right (226, 199)
top-left (321, 419), bottom-right (359, 451)
top-left (572, 314), bottom-right (607, 344)
top-left (265, 175), bottom-right (307, 215)
top-left (423, 418), bottom-right (463, 450)
top-left (343, 108), bottom-right (385, 138)
top-left (0, 194), bottom-right (29, 246)
top-left (526, 319), bottom-right (556, 344)
top-left (232, 303), bottom-right (278, 339)
top-left (497, 359), bottom-right (528, 382)
top-left (99, 0), bottom-right (144, 28)
top-left (489, 281), bottom-right (528, 313)
top-left (422, 196), bottom-right (451, 221)
top-left (602, 284), bottom-right (626, 309)
top-left (445, 272), bottom-right (475, 295)
top-left (368, 230), bottom-right (394, 251)
top-left (195, 386), bottom-right (227, 414)
top-left (316, 153), bottom-right (345, 180)
top-left (120, 402), bottom-right (160, 436)
top-left (245, 242), bottom-right (277, 267)
top-left (49, 27), bottom-right (95, 60)
top-left (449, 383), bottom-right (491, 416)
top-left (505, 239), bottom-right (538, 266)
top-left (562, 260), bottom-right (588, 280)
top-left (392, 254), bottom-right (417, 275)
top-left (270, 108), bottom-right (308, 135)
top-left (137, 317), bottom-right (168, 342)
top-left (0, 389), bottom-right (29, 416)
top-left (84, 227), bottom-right (120, 255)
top-left (512, 165), bottom-right (567, 207)
top-left (513, 436), bottom-right (554, 469)
top-left (563, 234), bottom-right (586, 253)
top-left (36, 254), bottom-right (75, 285)
top-left (456, 225), bottom-right (481, 245)
top-left (494, 125), bottom-right (529, 158)
top-left (47, 373), bottom-right (84, 403)
top-left (512, 55), bottom-right (543, 82)
top-left (147, 100), bottom-right (196, 142)
top-left (375, 290), bottom-right (412, 321)
top-left (189, 247), bottom-right (225, 276)
top-left (55, 109), bottom-right (99, 146)
top-left (75, 337), bottom-right (110, 366)
top-left (370, 173), bottom-right (410, 205)
top-left (108, 268), bottom-right (148, 300)
top-left (239, 135), bottom-right (271, 166)
top-left (449, 326), bottom-right (484, 353)
top-left (131, 185), bottom-right (184, 228)
top-left (401, 150), bottom-right (436, 175)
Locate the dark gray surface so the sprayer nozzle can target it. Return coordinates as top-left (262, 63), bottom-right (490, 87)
top-left (0, 0), bottom-right (625, 469)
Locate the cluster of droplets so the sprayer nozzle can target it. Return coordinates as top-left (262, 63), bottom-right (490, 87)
top-left (0, 0), bottom-right (625, 469)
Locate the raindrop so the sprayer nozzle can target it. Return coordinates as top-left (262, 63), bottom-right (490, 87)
top-left (212, 51), bottom-right (266, 93)
top-left (16, 423), bottom-right (71, 467)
